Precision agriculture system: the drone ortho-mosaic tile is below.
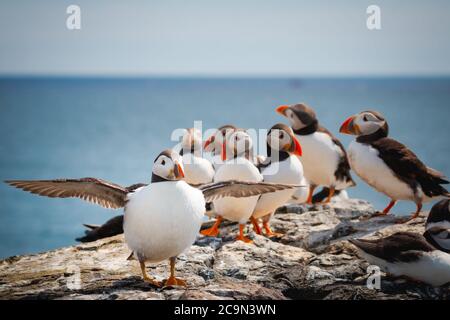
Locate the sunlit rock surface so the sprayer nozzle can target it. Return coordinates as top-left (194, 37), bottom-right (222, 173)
top-left (1, 199), bottom-right (449, 300)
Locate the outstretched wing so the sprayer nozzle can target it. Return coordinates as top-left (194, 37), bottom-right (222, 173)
top-left (199, 180), bottom-right (304, 202)
top-left (5, 178), bottom-right (128, 209)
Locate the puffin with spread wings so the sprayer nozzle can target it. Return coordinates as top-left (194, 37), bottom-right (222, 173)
top-left (5, 149), bottom-right (300, 287)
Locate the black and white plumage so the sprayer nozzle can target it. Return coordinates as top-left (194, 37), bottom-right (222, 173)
top-left (277, 103), bottom-right (355, 204)
top-left (251, 123), bottom-right (304, 237)
top-left (424, 199), bottom-right (450, 253)
top-left (201, 130), bottom-right (263, 243)
top-left (340, 110), bottom-right (449, 220)
top-left (6, 149), bottom-right (300, 286)
top-left (350, 199), bottom-right (450, 286)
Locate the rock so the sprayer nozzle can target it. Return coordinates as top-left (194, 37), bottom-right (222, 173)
top-left (0, 199), bottom-right (448, 300)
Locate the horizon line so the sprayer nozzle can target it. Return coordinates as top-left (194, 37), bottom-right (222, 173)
top-left (1, 73), bottom-right (450, 80)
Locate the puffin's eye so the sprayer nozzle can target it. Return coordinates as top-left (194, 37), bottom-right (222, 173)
top-left (363, 115), bottom-right (368, 122)
top-left (161, 159), bottom-right (166, 165)
top-left (279, 132), bottom-right (284, 139)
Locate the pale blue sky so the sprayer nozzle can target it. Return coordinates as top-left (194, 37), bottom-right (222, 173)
top-left (1, 0), bottom-right (449, 77)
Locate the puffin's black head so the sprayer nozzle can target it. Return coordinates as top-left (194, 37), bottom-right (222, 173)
top-left (424, 199), bottom-right (450, 253)
top-left (426, 199), bottom-right (450, 232)
top-left (276, 103), bottom-right (318, 131)
top-left (266, 123), bottom-right (302, 157)
top-left (152, 149), bottom-right (185, 183)
top-left (339, 110), bottom-right (389, 139)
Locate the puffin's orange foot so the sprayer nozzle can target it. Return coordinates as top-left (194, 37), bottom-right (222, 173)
top-left (143, 276), bottom-right (162, 287)
top-left (163, 276), bottom-right (187, 287)
top-left (200, 226), bottom-right (220, 237)
top-left (236, 234), bottom-right (253, 244)
top-left (250, 217), bottom-right (262, 235)
top-left (265, 230), bottom-right (284, 238)
top-left (263, 224), bottom-right (283, 238)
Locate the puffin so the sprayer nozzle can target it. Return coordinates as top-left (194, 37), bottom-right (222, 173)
top-left (203, 124), bottom-right (237, 170)
top-left (6, 149), bottom-right (300, 286)
top-left (350, 199), bottom-right (450, 286)
top-left (251, 123), bottom-right (304, 237)
top-left (276, 103), bottom-right (355, 203)
top-left (201, 130), bottom-right (263, 243)
top-left (179, 128), bottom-right (215, 185)
top-left (339, 110), bottom-right (449, 221)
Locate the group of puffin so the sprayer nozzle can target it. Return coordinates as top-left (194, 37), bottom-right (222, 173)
top-left (6, 103), bottom-right (450, 287)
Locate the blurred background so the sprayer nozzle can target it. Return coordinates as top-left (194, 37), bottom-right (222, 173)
top-left (0, 0), bottom-right (449, 258)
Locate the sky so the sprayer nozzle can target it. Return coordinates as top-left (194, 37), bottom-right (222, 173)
top-left (0, 0), bottom-right (450, 77)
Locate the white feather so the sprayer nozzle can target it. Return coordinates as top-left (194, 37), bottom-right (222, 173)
top-left (347, 141), bottom-right (433, 203)
top-left (252, 156), bottom-right (304, 219)
top-left (124, 181), bottom-right (205, 263)
top-left (358, 250), bottom-right (450, 287)
top-left (296, 132), bottom-right (350, 189)
top-left (213, 157), bottom-right (262, 224)
top-left (182, 153), bottom-right (215, 185)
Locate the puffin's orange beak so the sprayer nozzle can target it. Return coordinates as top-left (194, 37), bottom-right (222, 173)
top-left (221, 142), bottom-right (227, 161)
top-left (291, 136), bottom-right (303, 156)
top-left (203, 135), bottom-right (215, 150)
top-left (174, 161), bottom-right (185, 179)
top-left (339, 116), bottom-right (356, 135)
top-left (276, 105), bottom-right (289, 116)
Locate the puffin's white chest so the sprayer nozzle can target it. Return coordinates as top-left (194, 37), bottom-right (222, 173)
top-left (253, 156), bottom-right (304, 218)
top-left (296, 132), bottom-right (341, 187)
top-left (182, 153), bottom-right (215, 185)
top-left (347, 141), bottom-right (415, 201)
top-left (213, 158), bottom-right (262, 224)
top-left (124, 181), bottom-right (205, 263)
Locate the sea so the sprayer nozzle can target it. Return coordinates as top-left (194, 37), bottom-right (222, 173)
top-left (0, 77), bottom-right (449, 258)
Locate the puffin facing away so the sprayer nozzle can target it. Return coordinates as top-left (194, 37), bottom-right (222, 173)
top-left (276, 103), bottom-right (355, 204)
top-left (350, 199), bottom-right (450, 286)
top-left (6, 149), bottom-right (301, 287)
top-left (340, 110), bottom-right (449, 221)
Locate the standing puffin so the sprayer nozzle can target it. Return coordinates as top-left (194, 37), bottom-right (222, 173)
top-left (350, 199), bottom-right (450, 286)
top-left (179, 128), bottom-right (215, 185)
top-left (201, 130), bottom-right (263, 243)
top-left (251, 123), bottom-right (304, 237)
top-left (339, 110), bottom-right (449, 221)
top-left (276, 103), bottom-right (355, 203)
top-left (6, 149), bottom-right (299, 286)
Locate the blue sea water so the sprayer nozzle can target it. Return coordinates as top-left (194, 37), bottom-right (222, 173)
top-left (0, 77), bottom-right (449, 258)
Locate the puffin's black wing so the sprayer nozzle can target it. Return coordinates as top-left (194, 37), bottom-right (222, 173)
top-left (126, 183), bottom-right (147, 192)
top-left (199, 180), bottom-right (303, 202)
top-left (317, 126), bottom-right (356, 187)
top-left (5, 178), bottom-right (128, 209)
top-left (76, 215), bottom-right (124, 242)
top-left (370, 137), bottom-right (449, 198)
top-left (350, 232), bottom-right (436, 263)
